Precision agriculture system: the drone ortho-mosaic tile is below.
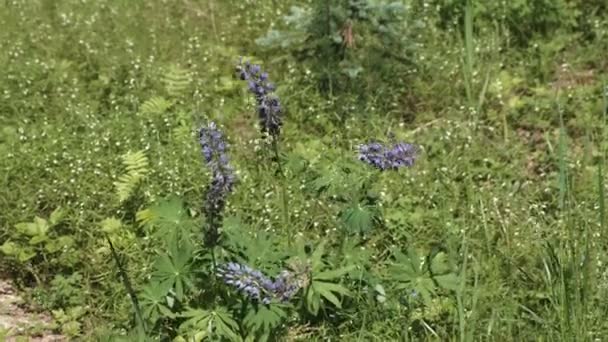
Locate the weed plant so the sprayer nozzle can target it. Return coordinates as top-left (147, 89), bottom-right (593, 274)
top-left (1, 0), bottom-right (608, 340)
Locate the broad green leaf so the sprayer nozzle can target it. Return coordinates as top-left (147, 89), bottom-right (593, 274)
top-left (374, 284), bottom-right (387, 303)
top-left (0, 241), bottom-right (18, 255)
top-left (18, 248), bottom-right (36, 262)
top-left (16, 218), bottom-right (48, 237)
top-left (430, 251), bottom-right (452, 274)
top-left (434, 273), bottom-right (460, 291)
top-left (49, 207), bottom-right (65, 226)
top-left (29, 234), bottom-right (48, 245)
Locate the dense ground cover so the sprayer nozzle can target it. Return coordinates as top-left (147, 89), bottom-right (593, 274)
top-left (1, 0), bottom-right (608, 340)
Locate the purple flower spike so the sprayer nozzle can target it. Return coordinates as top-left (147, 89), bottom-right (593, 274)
top-left (358, 141), bottom-right (418, 171)
top-left (198, 122), bottom-right (237, 246)
top-left (236, 59), bottom-right (282, 138)
top-left (218, 262), bottom-right (307, 304)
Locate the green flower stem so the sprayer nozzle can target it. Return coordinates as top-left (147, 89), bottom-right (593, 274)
top-left (272, 137), bottom-right (291, 242)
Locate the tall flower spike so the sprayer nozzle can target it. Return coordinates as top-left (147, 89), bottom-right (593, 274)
top-left (358, 141), bottom-right (418, 170)
top-left (218, 262), bottom-right (306, 304)
top-left (218, 262), bottom-right (275, 304)
top-left (198, 122), bottom-right (236, 246)
top-left (236, 59), bottom-right (282, 138)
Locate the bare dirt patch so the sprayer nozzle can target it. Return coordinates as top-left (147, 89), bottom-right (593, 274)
top-left (0, 279), bottom-right (65, 342)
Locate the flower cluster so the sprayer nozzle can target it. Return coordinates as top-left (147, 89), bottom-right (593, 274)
top-left (218, 262), bottom-right (307, 304)
top-left (198, 122), bottom-right (236, 245)
top-left (236, 60), bottom-right (282, 138)
top-left (358, 141), bottom-right (418, 170)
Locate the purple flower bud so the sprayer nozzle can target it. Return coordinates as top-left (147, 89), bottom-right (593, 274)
top-left (218, 262), bottom-right (307, 304)
top-left (358, 141), bottom-right (419, 170)
top-left (236, 59), bottom-right (283, 138)
top-left (198, 122), bottom-right (237, 246)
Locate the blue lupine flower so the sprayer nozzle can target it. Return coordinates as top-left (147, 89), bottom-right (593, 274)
top-left (218, 262), bottom-right (275, 303)
top-left (236, 59), bottom-right (282, 138)
top-left (271, 270), bottom-right (301, 302)
top-left (198, 122), bottom-right (236, 245)
top-left (358, 141), bottom-right (418, 170)
top-left (218, 262), bottom-right (305, 304)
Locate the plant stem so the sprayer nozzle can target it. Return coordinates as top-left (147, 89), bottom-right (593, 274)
top-left (463, 0), bottom-right (475, 109)
top-left (210, 247), bottom-right (218, 275)
top-left (106, 236), bottom-right (147, 335)
top-left (271, 136), bottom-right (290, 241)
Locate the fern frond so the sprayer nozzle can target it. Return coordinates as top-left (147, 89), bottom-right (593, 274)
top-left (162, 65), bottom-right (191, 98)
top-left (114, 150), bottom-right (149, 203)
top-left (140, 96), bottom-right (173, 115)
top-left (135, 208), bottom-right (155, 226)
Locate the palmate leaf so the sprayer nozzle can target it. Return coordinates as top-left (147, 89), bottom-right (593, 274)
top-left (390, 250), bottom-right (419, 281)
top-left (340, 203), bottom-right (376, 234)
top-left (136, 197), bottom-right (196, 238)
top-left (137, 197), bottom-right (187, 226)
top-left (314, 265), bottom-right (356, 281)
top-left (434, 273), bottom-right (460, 292)
top-left (303, 241), bottom-right (353, 314)
top-left (389, 248), bottom-right (459, 305)
top-left (340, 238), bottom-right (372, 277)
top-left (140, 282), bottom-right (174, 324)
top-left (179, 308), bottom-right (212, 341)
top-left (179, 307), bottom-right (240, 342)
top-left (243, 304), bottom-right (287, 334)
top-left (312, 281), bottom-right (351, 308)
top-left (151, 238), bottom-right (195, 301)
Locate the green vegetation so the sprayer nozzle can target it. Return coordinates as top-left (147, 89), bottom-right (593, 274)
top-left (1, 0), bottom-right (607, 340)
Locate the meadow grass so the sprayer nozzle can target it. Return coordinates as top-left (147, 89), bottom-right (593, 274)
top-left (1, 0), bottom-right (607, 340)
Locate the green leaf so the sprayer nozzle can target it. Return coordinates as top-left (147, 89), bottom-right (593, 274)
top-left (137, 197), bottom-right (195, 237)
top-left (114, 150), bottom-right (149, 203)
top-left (49, 207), bottom-right (65, 226)
top-left (0, 241), bottom-right (18, 255)
top-left (310, 240), bottom-right (327, 272)
top-left (18, 248), bottom-right (36, 262)
top-left (179, 308), bottom-right (212, 340)
top-left (139, 96), bottom-right (173, 115)
top-left (151, 245), bottom-right (194, 301)
top-left (430, 251), bottom-right (452, 275)
top-left (16, 217), bottom-right (49, 237)
top-left (306, 287), bottom-right (321, 315)
top-left (100, 217), bottom-right (122, 234)
top-left (340, 204), bottom-right (375, 234)
top-left (313, 282), bottom-right (341, 308)
top-left (244, 305), bottom-right (287, 333)
top-left (45, 236), bottom-right (74, 253)
top-left (29, 234), bottom-right (48, 245)
top-left (312, 281), bottom-right (351, 309)
top-left (140, 282), bottom-right (174, 324)
top-left (214, 309), bottom-right (240, 341)
top-left (374, 284), bottom-right (387, 303)
top-left (434, 273), bottom-right (460, 291)
top-left (314, 265), bottom-right (356, 281)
